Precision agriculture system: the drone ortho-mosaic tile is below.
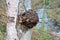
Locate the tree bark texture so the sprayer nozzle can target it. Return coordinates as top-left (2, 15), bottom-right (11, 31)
top-left (17, 0), bottom-right (32, 40)
top-left (5, 0), bottom-right (19, 40)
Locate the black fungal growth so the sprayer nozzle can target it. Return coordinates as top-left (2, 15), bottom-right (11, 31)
top-left (17, 9), bottom-right (39, 29)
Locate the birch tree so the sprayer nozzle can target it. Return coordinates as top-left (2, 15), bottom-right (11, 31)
top-left (5, 0), bottom-right (38, 40)
top-left (5, 0), bottom-right (19, 40)
top-left (17, 0), bottom-right (33, 40)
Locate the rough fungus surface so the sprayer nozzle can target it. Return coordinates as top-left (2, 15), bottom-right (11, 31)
top-left (17, 9), bottom-right (39, 29)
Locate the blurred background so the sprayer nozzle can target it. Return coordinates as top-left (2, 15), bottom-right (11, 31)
top-left (0, 0), bottom-right (60, 40)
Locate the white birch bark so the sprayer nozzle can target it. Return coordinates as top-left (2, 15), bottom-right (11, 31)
top-left (20, 29), bottom-right (32, 40)
top-left (18, 0), bottom-right (32, 40)
top-left (5, 0), bottom-right (19, 40)
top-left (17, 0), bottom-right (25, 39)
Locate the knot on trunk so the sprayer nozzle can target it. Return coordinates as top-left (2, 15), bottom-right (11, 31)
top-left (17, 9), bottom-right (39, 29)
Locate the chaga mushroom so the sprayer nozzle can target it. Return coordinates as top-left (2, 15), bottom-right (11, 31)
top-left (17, 9), bottom-right (39, 29)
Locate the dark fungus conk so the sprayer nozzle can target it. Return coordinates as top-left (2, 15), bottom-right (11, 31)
top-left (17, 9), bottom-right (39, 29)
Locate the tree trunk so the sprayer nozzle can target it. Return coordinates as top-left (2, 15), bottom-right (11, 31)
top-left (17, 0), bottom-right (32, 40)
top-left (20, 29), bottom-right (32, 40)
top-left (5, 0), bottom-right (19, 40)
